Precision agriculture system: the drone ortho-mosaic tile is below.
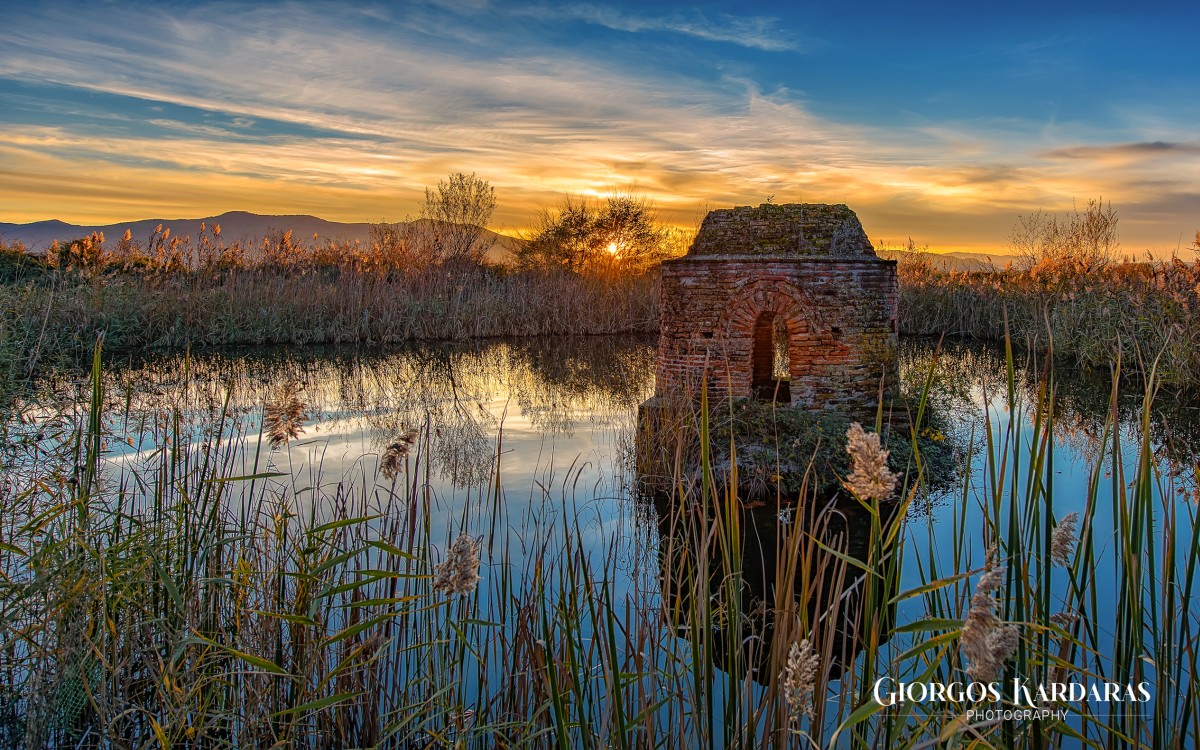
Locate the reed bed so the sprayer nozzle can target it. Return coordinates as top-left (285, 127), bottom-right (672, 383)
top-left (896, 251), bottom-right (1200, 386)
top-left (1, 334), bottom-right (1196, 748)
top-left (0, 229), bottom-right (659, 399)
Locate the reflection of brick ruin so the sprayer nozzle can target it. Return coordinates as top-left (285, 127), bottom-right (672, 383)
top-left (656, 203), bottom-right (899, 413)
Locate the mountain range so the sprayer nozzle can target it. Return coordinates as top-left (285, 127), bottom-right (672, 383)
top-left (880, 248), bottom-right (1018, 272)
top-left (1, 211), bottom-right (1013, 270)
top-left (0, 211), bottom-right (520, 264)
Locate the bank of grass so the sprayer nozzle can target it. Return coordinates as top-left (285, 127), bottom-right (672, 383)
top-left (1, 338), bottom-right (1196, 747)
top-left (895, 250), bottom-right (1200, 386)
top-left (0, 231), bottom-right (660, 398)
top-left (9, 222), bottom-right (1200, 396)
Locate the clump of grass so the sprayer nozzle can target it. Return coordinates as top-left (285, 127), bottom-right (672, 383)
top-left (695, 396), bottom-right (957, 500)
top-left (0, 227), bottom-right (662, 401)
top-left (896, 248), bottom-right (1200, 386)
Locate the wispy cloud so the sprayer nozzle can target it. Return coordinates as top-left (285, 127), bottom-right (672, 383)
top-left (528, 4), bottom-right (802, 52)
top-left (1043, 141), bottom-right (1200, 160)
top-left (0, 1), bottom-right (1196, 253)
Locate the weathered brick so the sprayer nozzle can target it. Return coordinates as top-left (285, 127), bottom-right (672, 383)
top-left (655, 203), bottom-right (899, 416)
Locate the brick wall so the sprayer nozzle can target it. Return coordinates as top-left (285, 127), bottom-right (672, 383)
top-left (655, 204), bottom-right (899, 414)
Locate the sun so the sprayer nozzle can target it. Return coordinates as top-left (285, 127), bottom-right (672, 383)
top-left (606, 241), bottom-right (619, 255)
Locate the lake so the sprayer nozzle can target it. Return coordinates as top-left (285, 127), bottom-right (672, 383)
top-left (3, 335), bottom-right (1197, 746)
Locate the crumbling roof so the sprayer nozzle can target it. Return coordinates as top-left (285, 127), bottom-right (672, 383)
top-left (687, 203), bottom-right (878, 258)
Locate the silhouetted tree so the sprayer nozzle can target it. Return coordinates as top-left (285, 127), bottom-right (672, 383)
top-left (416, 172), bottom-right (497, 267)
top-left (1008, 198), bottom-right (1120, 270)
top-left (518, 192), bottom-right (677, 275)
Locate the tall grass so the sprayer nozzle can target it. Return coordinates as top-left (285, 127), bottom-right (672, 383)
top-left (1, 334), bottom-right (1197, 747)
top-left (896, 250), bottom-right (1200, 386)
top-left (0, 230), bottom-right (660, 399)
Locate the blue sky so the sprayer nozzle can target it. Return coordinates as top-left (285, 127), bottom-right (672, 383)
top-left (1, 0), bottom-right (1198, 253)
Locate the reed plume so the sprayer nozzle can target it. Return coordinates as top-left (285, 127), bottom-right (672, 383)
top-left (961, 549), bottom-right (1019, 682)
top-left (1050, 512), bottom-right (1079, 567)
top-left (431, 534), bottom-right (481, 596)
top-left (782, 638), bottom-right (820, 722)
top-left (842, 422), bottom-right (898, 501)
top-left (263, 380), bottom-right (307, 448)
top-left (381, 427), bottom-right (419, 480)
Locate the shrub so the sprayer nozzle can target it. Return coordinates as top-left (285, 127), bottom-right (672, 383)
top-left (518, 192), bottom-right (679, 275)
top-left (1009, 197), bottom-right (1120, 271)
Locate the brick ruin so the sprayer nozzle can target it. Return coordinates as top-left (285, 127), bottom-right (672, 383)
top-left (655, 203), bottom-right (898, 415)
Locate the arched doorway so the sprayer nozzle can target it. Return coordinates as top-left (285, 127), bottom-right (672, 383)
top-left (751, 312), bottom-right (791, 402)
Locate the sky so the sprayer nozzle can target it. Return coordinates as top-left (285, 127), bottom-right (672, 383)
top-left (1, 0), bottom-right (1198, 254)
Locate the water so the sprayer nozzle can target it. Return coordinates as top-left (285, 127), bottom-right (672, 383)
top-left (4, 335), bottom-right (1198, 743)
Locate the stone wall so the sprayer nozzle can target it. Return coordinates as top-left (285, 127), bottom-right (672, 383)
top-left (688, 203), bottom-right (875, 258)
top-left (654, 203), bottom-right (898, 415)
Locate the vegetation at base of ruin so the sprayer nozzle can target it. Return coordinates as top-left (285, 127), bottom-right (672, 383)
top-left (890, 204), bottom-right (1200, 388)
top-left (1, 337), bottom-right (1195, 747)
top-left (651, 395), bottom-right (958, 501)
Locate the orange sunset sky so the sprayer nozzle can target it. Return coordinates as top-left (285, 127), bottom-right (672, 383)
top-left (1, 1), bottom-right (1198, 255)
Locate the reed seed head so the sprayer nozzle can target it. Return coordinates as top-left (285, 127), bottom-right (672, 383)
top-left (782, 638), bottom-right (819, 722)
top-left (961, 549), bottom-right (1019, 682)
top-left (432, 534), bottom-right (481, 596)
top-left (381, 427), bottom-right (419, 480)
top-left (842, 422), bottom-right (899, 501)
top-left (263, 381), bottom-right (307, 449)
top-left (1049, 611), bottom-right (1079, 628)
top-left (1050, 512), bottom-right (1079, 567)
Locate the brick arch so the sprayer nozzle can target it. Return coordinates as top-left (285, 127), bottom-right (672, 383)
top-left (721, 279), bottom-right (829, 339)
top-left (718, 280), bottom-right (851, 402)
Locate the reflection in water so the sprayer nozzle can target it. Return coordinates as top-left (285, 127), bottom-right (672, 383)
top-left (898, 337), bottom-right (1200, 493)
top-left (5, 333), bottom-right (1198, 733)
top-left (12, 336), bottom-right (1193, 506)
top-left (22, 336), bottom-right (658, 493)
top-left (653, 494), bottom-right (902, 685)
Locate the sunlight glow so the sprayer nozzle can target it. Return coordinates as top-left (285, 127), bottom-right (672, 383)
top-left (607, 241), bottom-right (619, 255)
top-left (0, 3), bottom-right (1195, 255)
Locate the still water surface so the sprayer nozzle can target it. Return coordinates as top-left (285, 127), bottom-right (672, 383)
top-left (8, 334), bottom-right (1199, 734)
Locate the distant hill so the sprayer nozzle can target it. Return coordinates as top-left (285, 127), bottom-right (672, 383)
top-left (880, 249), bottom-right (1019, 272)
top-left (0, 211), bottom-right (520, 265)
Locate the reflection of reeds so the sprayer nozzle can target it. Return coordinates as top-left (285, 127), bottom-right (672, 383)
top-left (2, 333), bottom-right (1197, 748)
top-left (263, 380), bottom-right (306, 448)
top-left (0, 231), bottom-right (661, 389)
top-left (896, 251), bottom-right (1200, 386)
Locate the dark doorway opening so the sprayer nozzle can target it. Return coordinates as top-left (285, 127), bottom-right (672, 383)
top-left (752, 312), bottom-right (790, 402)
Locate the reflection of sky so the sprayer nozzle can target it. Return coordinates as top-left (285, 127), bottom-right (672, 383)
top-left (13, 336), bottom-right (1198, 728)
top-left (895, 360), bottom-right (1197, 728)
top-left (81, 338), bottom-right (659, 611)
